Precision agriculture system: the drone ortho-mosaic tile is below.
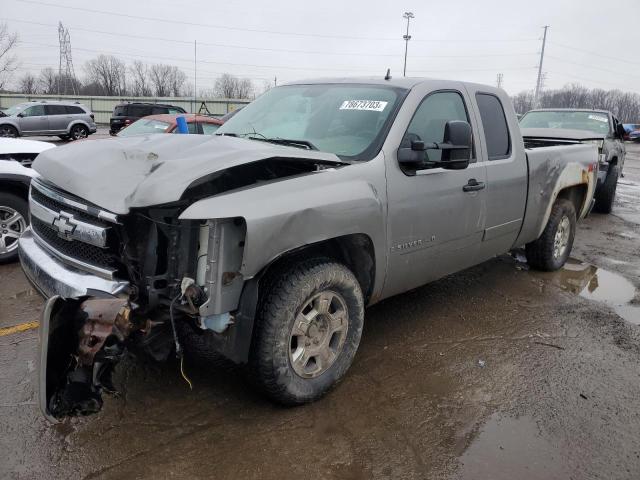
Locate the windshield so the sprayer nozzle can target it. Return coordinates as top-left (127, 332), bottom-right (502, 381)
top-left (3, 103), bottom-right (29, 116)
top-left (216, 84), bottom-right (405, 160)
top-left (118, 119), bottom-right (171, 137)
top-left (520, 111), bottom-right (611, 135)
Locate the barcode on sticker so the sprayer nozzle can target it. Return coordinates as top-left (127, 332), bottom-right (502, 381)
top-left (339, 100), bottom-right (388, 111)
top-left (588, 114), bottom-right (608, 123)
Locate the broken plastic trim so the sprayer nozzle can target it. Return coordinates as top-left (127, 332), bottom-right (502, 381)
top-left (39, 296), bottom-right (136, 422)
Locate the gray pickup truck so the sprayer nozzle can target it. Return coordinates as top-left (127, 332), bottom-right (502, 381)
top-left (519, 108), bottom-right (626, 213)
top-left (19, 78), bottom-right (599, 420)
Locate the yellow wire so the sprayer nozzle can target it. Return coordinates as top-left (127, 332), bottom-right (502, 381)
top-left (180, 356), bottom-right (193, 390)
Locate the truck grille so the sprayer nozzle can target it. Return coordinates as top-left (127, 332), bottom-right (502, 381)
top-left (29, 179), bottom-right (122, 279)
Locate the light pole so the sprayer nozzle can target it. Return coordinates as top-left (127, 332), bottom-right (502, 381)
top-left (403, 12), bottom-right (414, 77)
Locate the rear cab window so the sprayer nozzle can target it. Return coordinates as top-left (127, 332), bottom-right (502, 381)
top-left (65, 105), bottom-right (85, 115)
top-left (476, 93), bottom-right (511, 160)
top-left (113, 105), bottom-right (128, 116)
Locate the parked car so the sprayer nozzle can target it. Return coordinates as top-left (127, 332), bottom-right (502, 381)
top-left (117, 114), bottom-right (224, 137)
top-left (0, 137), bottom-right (54, 263)
top-left (20, 78), bottom-right (599, 421)
top-left (0, 101), bottom-right (97, 140)
top-left (519, 109), bottom-right (626, 213)
top-left (109, 102), bottom-right (187, 135)
top-left (623, 123), bottom-right (640, 142)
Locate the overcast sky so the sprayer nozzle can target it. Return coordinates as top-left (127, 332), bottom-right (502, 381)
top-left (4, 0), bottom-right (640, 95)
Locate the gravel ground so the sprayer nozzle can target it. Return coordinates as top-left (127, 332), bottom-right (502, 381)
top-left (0, 142), bottom-right (639, 480)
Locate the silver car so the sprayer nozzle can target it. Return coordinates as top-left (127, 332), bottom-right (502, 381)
top-left (0, 101), bottom-right (97, 140)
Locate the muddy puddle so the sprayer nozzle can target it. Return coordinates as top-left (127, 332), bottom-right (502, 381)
top-left (456, 414), bottom-right (571, 480)
top-left (544, 258), bottom-right (640, 325)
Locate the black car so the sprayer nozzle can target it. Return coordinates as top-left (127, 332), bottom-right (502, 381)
top-left (109, 102), bottom-right (187, 135)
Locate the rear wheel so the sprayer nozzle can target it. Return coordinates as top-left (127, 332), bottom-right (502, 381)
top-left (0, 193), bottom-right (28, 264)
top-left (594, 164), bottom-right (619, 214)
top-left (525, 199), bottom-right (576, 271)
top-left (249, 258), bottom-right (364, 405)
top-left (0, 125), bottom-right (18, 138)
top-left (69, 124), bottom-right (88, 140)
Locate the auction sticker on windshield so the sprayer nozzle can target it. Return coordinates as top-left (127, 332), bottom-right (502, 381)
top-left (340, 100), bottom-right (388, 111)
top-left (588, 114), bottom-right (608, 123)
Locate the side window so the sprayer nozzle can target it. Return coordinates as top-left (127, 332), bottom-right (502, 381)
top-left (45, 105), bottom-right (66, 115)
top-left (152, 106), bottom-right (168, 115)
top-left (402, 91), bottom-right (470, 163)
top-left (476, 93), bottom-right (511, 160)
top-left (23, 105), bottom-right (45, 117)
top-left (168, 108), bottom-right (182, 114)
top-left (130, 105), bottom-right (152, 117)
top-left (171, 122), bottom-right (198, 134)
top-left (65, 105), bottom-right (85, 115)
top-left (201, 123), bottom-right (220, 135)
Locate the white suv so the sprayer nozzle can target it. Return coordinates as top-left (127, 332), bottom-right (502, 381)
top-left (0, 137), bottom-right (54, 262)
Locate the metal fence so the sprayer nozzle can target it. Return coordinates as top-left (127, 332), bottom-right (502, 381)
top-left (0, 94), bottom-right (251, 124)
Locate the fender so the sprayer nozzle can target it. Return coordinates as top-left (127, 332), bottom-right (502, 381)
top-left (179, 165), bottom-right (387, 284)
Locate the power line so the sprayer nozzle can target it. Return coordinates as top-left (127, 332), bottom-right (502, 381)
top-left (546, 55), bottom-right (640, 80)
top-left (2, 17), bottom-right (539, 58)
top-left (548, 41), bottom-right (640, 68)
top-left (10, 0), bottom-right (539, 44)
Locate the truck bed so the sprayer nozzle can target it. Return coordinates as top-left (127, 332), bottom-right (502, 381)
top-left (516, 143), bottom-right (599, 247)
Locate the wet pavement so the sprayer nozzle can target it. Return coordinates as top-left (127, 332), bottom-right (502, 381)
top-left (1, 144), bottom-right (640, 479)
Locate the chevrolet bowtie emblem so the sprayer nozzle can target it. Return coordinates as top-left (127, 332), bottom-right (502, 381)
top-left (52, 214), bottom-right (77, 240)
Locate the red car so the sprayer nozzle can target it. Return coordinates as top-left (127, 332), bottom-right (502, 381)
top-left (117, 114), bottom-right (224, 137)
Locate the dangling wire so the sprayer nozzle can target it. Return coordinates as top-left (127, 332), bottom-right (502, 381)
top-left (169, 293), bottom-right (193, 389)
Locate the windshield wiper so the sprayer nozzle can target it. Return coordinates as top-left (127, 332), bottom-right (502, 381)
top-left (248, 137), bottom-right (318, 150)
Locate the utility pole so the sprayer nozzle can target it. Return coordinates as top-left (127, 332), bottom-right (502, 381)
top-left (57, 22), bottom-right (77, 95)
top-left (194, 40), bottom-right (197, 113)
top-left (402, 12), bottom-right (414, 77)
top-left (274, 76), bottom-right (277, 87)
top-left (496, 73), bottom-right (504, 89)
top-left (534, 25), bottom-right (549, 107)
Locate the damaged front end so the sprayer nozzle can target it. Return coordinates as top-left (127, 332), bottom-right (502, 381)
top-left (39, 296), bottom-right (144, 421)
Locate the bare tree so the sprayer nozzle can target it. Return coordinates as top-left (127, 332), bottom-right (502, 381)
top-left (513, 83), bottom-right (640, 122)
top-left (148, 64), bottom-right (187, 97)
top-left (18, 72), bottom-right (38, 94)
top-left (129, 60), bottom-right (151, 97)
top-left (84, 55), bottom-right (127, 95)
top-left (0, 23), bottom-right (18, 90)
top-left (38, 67), bottom-right (58, 94)
top-left (213, 73), bottom-right (255, 99)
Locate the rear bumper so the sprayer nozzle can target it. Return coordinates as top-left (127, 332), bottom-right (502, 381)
top-left (18, 227), bottom-right (129, 299)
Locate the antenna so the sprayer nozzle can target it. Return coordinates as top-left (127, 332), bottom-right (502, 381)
top-left (384, 69), bottom-right (392, 81)
top-left (57, 22), bottom-right (78, 95)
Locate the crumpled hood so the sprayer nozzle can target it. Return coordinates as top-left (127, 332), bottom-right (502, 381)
top-left (521, 127), bottom-right (606, 142)
top-left (33, 134), bottom-right (344, 214)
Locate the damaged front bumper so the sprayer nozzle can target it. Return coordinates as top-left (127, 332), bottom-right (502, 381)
top-left (18, 228), bottom-right (129, 299)
top-left (39, 296), bottom-right (138, 422)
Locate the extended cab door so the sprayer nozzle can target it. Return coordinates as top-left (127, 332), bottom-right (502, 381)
top-left (465, 87), bottom-right (527, 258)
top-left (382, 86), bottom-right (488, 299)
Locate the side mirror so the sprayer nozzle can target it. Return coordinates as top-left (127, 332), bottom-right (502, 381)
top-left (17, 113), bottom-right (24, 118)
top-left (616, 123), bottom-right (626, 139)
top-left (439, 120), bottom-right (472, 169)
top-left (397, 120), bottom-right (472, 170)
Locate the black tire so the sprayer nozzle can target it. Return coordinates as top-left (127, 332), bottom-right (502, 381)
top-left (0, 192), bottom-right (28, 264)
top-left (249, 258), bottom-right (364, 406)
top-left (69, 124), bottom-right (88, 140)
top-left (525, 198), bottom-right (576, 271)
top-left (594, 164), bottom-right (619, 214)
top-left (0, 124), bottom-right (18, 138)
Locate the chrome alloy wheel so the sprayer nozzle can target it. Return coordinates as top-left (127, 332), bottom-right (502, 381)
top-left (289, 290), bottom-right (349, 379)
top-left (553, 215), bottom-right (571, 259)
top-left (0, 206), bottom-right (26, 255)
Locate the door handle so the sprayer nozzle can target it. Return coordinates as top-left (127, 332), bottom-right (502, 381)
top-left (463, 178), bottom-right (486, 192)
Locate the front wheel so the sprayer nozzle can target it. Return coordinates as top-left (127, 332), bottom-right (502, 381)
top-left (0, 125), bottom-right (18, 138)
top-left (525, 198), bottom-right (576, 271)
top-left (0, 193), bottom-right (28, 264)
top-left (249, 259), bottom-right (364, 405)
